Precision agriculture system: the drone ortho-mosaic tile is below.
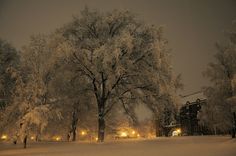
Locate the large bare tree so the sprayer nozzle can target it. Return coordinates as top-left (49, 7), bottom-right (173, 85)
top-left (59, 8), bottom-right (176, 142)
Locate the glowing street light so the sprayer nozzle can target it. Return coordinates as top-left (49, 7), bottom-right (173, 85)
top-left (81, 130), bottom-right (87, 136)
top-left (1, 134), bottom-right (7, 140)
top-left (132, 130), bottom-right (136, 135)
top-left (120, 132), bottom-right (128, 137)
top-left (176, 128), bottom-right (181, 134)
top-left (172, 128), bottom-right (182, 136)
top-left (53, 136), bottom-right (62, 141)
top-left (55, 136), bottom-right (61, 141)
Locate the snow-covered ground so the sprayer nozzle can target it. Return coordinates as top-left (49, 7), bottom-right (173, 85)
top-left (0, 136), bottom-right (235, 156)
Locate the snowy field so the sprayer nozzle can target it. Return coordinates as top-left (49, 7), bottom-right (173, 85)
top-left (0, 136), bottom-right (235, 156)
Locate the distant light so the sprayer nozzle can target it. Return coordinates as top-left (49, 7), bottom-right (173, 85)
top-left (137, 134), bottom-right (140, 137)
top-left (172, 128), bottom-right (181, 136)
top-left (81, 131), bottom-right (87, 136)
top-left (95, 137), bottom-right (98, 141)
top-left (30, 136), bottom-right (35, 140)
top-left (176, 128), bottom-right (181, 134)
top-left (53, 136), bottom-right (61, 141)
top-left (132, 131), bottom-right (136, 135)
top-left (55, 137), bottom-right (61, 141)
top-left (1, 134), bottom-right (7, 140)
top-left (120, 132), bottom-right (128, 137)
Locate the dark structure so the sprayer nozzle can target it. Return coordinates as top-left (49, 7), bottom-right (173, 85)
top-left (179, 98), bottom-right (207, 135)
top-left (0, 98), bottom-right (6, 110)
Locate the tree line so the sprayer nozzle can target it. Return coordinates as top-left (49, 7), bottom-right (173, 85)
top-left (1, 8), bottom-right (234, 149)
top-left (199, 22), bottom-right (236, 137)
top-left (0, 8), bottom-right (182, 148)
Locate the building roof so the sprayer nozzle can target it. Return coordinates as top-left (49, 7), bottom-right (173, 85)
top-left (180, 91), bottom-right (206, 104)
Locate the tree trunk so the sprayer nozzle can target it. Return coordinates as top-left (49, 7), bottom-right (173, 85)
top-left (232, 128), bottom-right (235, 138)
top-left (232, 112), bottom-right (236, 138)
top-left (67, 133), bottom-right (70, 142)
top-left (94, 74), bottom-right (107, 142)
top-left (36, 127), bottom-right (41, 142)
top-left (13, 134), bottom-right (18, 145)
top-left (72, 128), bottom-right (77, 141)
top-left (98, 116), bottom-right (105, 142)
top-left (71, 123), bottom-right (77, 141)
top-left (35, 135), bottom-right (39, 142)
top-left (70, 105), bottom-right (79, 141)
top-left (23, 135), bottom-right (27, 148)
top-left (155, 119), bottom-right (160, 137)
top-left (214, 126), bottom-right (217, 135)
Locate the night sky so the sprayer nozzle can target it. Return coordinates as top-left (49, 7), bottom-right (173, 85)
top-left (0, 0), bottom-right (235, 95)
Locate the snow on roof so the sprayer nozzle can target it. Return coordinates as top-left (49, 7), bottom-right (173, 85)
top-left (180, 91), bottom-right (206, 104)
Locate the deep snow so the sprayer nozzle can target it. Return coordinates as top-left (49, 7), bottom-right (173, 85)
top-left (0, 136), bottom-right (235, 156)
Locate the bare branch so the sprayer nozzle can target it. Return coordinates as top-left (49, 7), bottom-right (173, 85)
top-left (72, 52), bottom-right (95, 80)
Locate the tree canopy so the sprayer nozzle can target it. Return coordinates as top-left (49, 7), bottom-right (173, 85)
top-left (58, 8), bottom-right (180, 142)
top-left (0, 8), bottom-right (180, 145)
top-left (0, 39), bottom-right (19, 105)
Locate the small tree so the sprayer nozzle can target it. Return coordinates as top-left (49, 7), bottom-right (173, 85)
top-left (3, 35), bottom-right (62, 148)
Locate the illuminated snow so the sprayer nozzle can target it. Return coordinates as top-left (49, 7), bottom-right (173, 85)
top-left (0, 136), bottom-right (235, 156)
